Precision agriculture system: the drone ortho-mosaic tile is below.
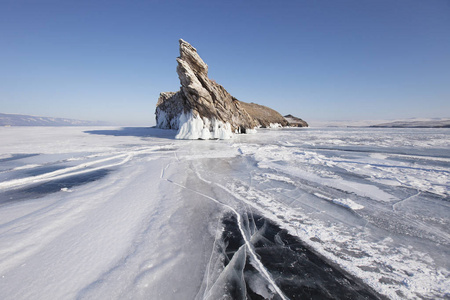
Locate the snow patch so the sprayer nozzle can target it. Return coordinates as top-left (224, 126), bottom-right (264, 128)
top-left (369, 153), bottom-right (388, 160)
top-left (0, 154), bottom-right (13, 160)
top-left (13, 164), bottom-right (41, 171)
top-left (315, 193), bottom-right (364, 210)
top-left (332, 198), bottom-right (365, 210)
top-left (261, 173), bottom-right (295, 185)
top-left (269, 123), bottom-right (282, 129)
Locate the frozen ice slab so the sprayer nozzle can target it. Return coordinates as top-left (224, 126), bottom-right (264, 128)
top-left (0, 126), bottom-right (449, 299)
top-left (202, 213), bottom-right (382, 299)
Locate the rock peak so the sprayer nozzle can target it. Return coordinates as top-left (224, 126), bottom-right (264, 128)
top-left (179, 38), bottom-right (192, 48)
top-left (155, 39), bottom-right (307, 139)
top-left (178, 39), bottom-right (208, 76)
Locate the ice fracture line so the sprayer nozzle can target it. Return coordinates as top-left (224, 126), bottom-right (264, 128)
top-left (160, 163), bottom-right (288, 300)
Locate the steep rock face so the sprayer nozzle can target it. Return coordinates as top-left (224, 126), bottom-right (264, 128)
top-left (284, 114), bottom-right (309, 127)
top-left (156, 39), bottom-right (303, 139)
top-left (175, 39), bottom-right (258, 132)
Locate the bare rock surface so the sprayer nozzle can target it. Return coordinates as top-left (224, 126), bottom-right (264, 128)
top-left (239, 101), bottom-right (290, 128)
top-left (155, 39), bottom-right (307, 139)
top-left (284, 114), bottom-right (309, 127)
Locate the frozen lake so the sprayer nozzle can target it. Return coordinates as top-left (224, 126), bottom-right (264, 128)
top-left (0, 126), bottom-right (449, 299)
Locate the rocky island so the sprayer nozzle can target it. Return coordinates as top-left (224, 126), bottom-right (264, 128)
top-left (284, 114), bottom-right (309, 128)
top-left (155, 39), bottom-right (307, 139)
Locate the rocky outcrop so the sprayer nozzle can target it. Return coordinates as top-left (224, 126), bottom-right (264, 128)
top-left (156, 39), bottom-right (305, 139)
top-left (155, 91), bottom-right (185, 129)
top-left (284, 114), bottom-right (309, 127)
top-left (239, 101), bottom-right (290, 128)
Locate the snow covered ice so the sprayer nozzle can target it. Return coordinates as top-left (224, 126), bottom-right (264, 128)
top-left (0, 126), bottom-right (449, 299)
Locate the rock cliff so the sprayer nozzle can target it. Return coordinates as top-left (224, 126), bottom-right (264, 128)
top-left (155, 39), bottom-right (305, 139)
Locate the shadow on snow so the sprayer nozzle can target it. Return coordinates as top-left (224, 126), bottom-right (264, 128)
top-left (84, 127), bottom-right (177, 139)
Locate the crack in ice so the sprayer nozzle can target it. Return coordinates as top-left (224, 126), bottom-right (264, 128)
top-left (160, 163), bottom-right (288, 300)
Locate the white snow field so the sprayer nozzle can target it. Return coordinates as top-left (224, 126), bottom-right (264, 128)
top-left (0, 126), bottom-right (449, 299)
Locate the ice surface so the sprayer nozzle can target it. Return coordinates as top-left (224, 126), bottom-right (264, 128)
top-left (0, 126), bottom-right (449, 299)
top-left (175, 112), bottom-right (233, 140)
top-left (269, 123), bottom-right (282, 129)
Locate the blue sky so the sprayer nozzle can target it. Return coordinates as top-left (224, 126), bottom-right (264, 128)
top-left (1, 0), bottom-right (449, 125)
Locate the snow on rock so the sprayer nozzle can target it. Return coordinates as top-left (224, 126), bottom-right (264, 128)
top-left (155, 91), bottom-right (185, 130)
top-left (174, 112), bottom-right (233, 140)
top-left (175, 112), bottom-right (206, 140)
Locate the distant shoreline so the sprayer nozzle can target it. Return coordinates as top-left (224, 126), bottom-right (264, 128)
top-left (0, 113), bottom-right (110, 127)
